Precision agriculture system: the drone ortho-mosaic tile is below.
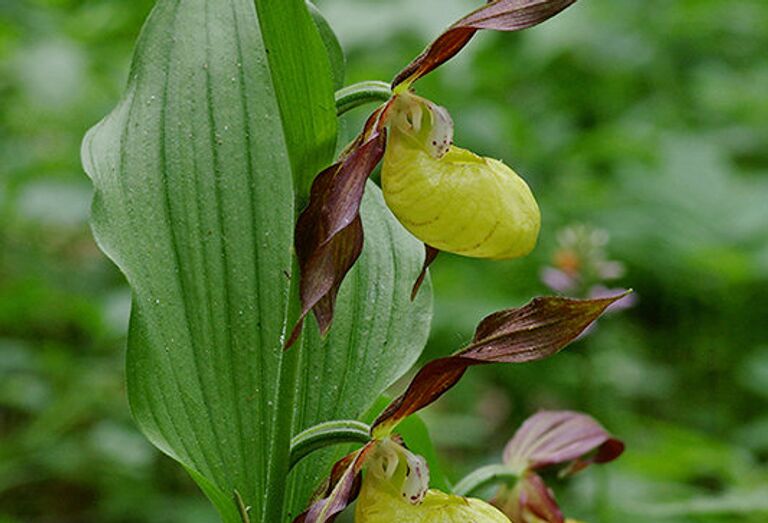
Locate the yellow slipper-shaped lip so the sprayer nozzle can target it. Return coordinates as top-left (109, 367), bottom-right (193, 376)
top-left (355, 474), bottom-right (511, 523)
top-left (382, 126), bottom-right (541, 260)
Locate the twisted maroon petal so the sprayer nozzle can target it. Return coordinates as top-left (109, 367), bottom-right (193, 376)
top-left (286, 131), bottom-right (387, 348)
top-left (372, 293), bottom-right (628, 434)
top-left (293, 442), bottom-right (376, 523)
top-left (393, 0), bottom-right (577, 87)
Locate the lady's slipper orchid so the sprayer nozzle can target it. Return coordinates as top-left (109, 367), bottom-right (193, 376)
top-left (358, 436), bottom-right (508, 523)
top-left (287, 0), bottom-right (578, 348)
top-left (491, 410), bottom-right (624, 523)
top-left (292, 293), bottom-right (626, 523)
top-left (356, 458), bottom-right (510, 523)
top-left (382, 92), bottom-right (541, 260)
top-left (365, 436), bottom-right (431, 505)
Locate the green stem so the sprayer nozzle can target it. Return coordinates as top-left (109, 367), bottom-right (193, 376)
top-left (452, 464), bottom-right (519, 497)
top-left (261, 260), bottom-right (303, 523)
top-left (289, 420), bottom-right (371, 469)
top-left (335, 81), bottom-right (392, 116)
top-left (234, 490), bottom-right (251, 523)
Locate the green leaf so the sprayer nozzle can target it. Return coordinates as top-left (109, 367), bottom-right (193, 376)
top-left (82, 1), bottom-right (431, 521)
top-left (307, 1), bottom-right (345, 90)
top-left (83, 0), bottom-right (299, 519)
top-left (252, 0), bottom-right (338, 201)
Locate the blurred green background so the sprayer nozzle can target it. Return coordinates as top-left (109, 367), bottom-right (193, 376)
top-left (2, 0), bottom-right (768, 521)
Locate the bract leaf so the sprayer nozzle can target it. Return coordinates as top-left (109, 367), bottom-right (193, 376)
top-left (502, 410), bottom-right (624, 476)
top-left (393, 0), bottom-right (577, 88)
top-left (372, 293), bottom-right (627, 436)
top-left (257, 0), bottom-right (338, 201)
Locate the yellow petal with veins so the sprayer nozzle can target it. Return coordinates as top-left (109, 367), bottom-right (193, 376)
top-left (381, 128), bottom-right (540, 259)
top-left (355, 473), bottom-right (510, 523)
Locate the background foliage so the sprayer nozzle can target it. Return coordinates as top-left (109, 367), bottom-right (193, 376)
top-left (1, 0), bottom-right (767, 522)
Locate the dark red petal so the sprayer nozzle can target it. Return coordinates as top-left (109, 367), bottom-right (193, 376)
top-left (410, 244), bottom-right (440, 301)
top-left (502, 410), bottom-right (624, 475)
top-left (392, 27), bottom-right (476, 89)
top-left (465, 294), bottom-right (628, 362)
top-left (293, 443), bottom-right (376, 523)
top-left (460, 0), bottom-right (576, 29)
top-left (371, 293), bottom-right (627, 434)
top-left (393, 0), bottom-right (577, 87)
top-left (286, 131), bottom-right (387, 349)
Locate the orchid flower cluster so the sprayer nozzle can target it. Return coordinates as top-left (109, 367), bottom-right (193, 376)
top-left (288, 1), bottom-right (628, 521)
top-left (286, 0), bottom-right (580, 346)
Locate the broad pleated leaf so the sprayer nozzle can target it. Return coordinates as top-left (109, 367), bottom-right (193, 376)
top-left (82, 1), bottom-right (431, 521)
top-left (307, 1), bottom-right (345, 90)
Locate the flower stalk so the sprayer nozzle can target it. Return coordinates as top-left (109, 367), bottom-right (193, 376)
top-left (453, 464), bottom-right (520, 498)
top-left (290, 420), bottom-right (372, 469)
top-left (335, 81), bottom-right (393, 116)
